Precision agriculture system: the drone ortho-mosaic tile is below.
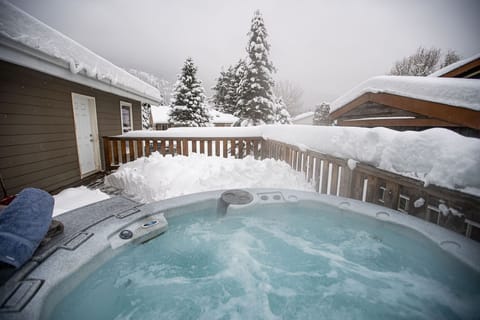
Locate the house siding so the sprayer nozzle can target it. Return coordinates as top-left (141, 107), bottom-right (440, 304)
top-left (0, 60), bottom-right (141, 195)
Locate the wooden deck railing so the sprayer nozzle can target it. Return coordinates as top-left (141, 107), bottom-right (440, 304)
top-left (103, 136), bottom-right (264, 171)
top-left (103, 135), bottom-right (480, 241)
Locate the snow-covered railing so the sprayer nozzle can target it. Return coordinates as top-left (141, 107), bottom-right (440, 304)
top-left (264, 139), bottom-right (480, 241)
top-left (103, 136), bottom-right (264, 171)
top-left (102, 134), bottom-right (480, 241)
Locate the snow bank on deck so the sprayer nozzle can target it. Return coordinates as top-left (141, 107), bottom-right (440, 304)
top-left (263, 125), bottom-right (480, 194)
top-left (330, 76), bottom-right (480, 112)
top-left (124, 125), bottom-right (480, 195)
top-left (105, 153), bottom-right (314, 203)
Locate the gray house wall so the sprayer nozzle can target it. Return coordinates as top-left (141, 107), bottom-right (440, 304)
top-left (0, 60), bottom-right (142, 195)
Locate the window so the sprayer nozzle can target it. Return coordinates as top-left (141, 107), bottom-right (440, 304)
top-left (378, 186), bottom-right (387, 203)
top-left (398, 194), bottom-right (410, 213)
top-left (120, 101), bottom-right (133, 133)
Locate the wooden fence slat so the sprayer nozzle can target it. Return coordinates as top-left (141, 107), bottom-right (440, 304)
top-left (253, 140), bottom-right (259, 159)
top-left (136, 140), bottom-right (143, 158)
top-left (169, 140), bottom-right (175, 156)
top-left (192, 140), bottom-right (197, 153)
top-left (321, 160), bottom-right (329, 194)
top-left (128, 140), bottom-right (135, 161)
top-left (176, 139), bottom-right (181, 156)
top-left (246, 140), bottom-right (251, 156)
top-left (160, 139), bottom-right (166, 155)
top-left (330, 164), bottom-right (339, 196)
top-left (230, 139), bottom-right (236, 158)
top-left (103, 137), bottom-right (112, 171)
top-left (308, 154), bottom-right (314, 182)
top-left (223, 139), bottom-right (228, 158)
top-left (365, 175), bottom-right (377, 203)
top-left (182, 139), bottom-right (189, 156)
top-left (314, 157), bottom-right (321, 192)
top-left (207, 140), bottom-right (213, 156)
top-left (238, 140), bottom-right (244, 158)
top-left (199, 140), bottom-right (205, 154)
top-left (153, 140), bottom-right (158, 153)
top-left (112, 140), bottom-right (119, 166)
top-left (120, 140), bottom-right (127, 164)
top-left (215, 140), bottom-right (220, 157)
top-left (145, 140), bottom-right (151, 157)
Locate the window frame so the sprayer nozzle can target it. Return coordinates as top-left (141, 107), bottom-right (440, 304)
top-left (120, 101), bottom-right (133, 134)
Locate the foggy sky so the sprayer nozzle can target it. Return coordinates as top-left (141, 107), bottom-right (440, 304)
top-left (13, 0), bottom-right (480, 110)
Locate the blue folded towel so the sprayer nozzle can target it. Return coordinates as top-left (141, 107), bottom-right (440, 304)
top-left (0, 188), bottom-right (54, 268)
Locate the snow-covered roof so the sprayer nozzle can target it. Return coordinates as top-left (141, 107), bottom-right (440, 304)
top-left (429, 53), bottom-right (480, 77)
top-left (330, 75), bottom-right (480, 113)
top-left (209, 109), bottom-right (238, 124)
top-left (151, 105), bottom-right (171, 124)
top-left (0, 0), bottom-right (162, 104)
top-left (292, 111), bottom-right (314, 121)
top-left (151, 105), bottom-right (238, 125)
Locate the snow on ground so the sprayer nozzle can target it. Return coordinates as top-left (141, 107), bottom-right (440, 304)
top-left (53, 186), bottom-right (110, 217)
top-left (104, 153), bottom-right (314, 203)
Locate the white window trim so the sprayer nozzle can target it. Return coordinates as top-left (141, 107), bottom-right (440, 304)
top-left (120, 101), bottom-right (133, 133)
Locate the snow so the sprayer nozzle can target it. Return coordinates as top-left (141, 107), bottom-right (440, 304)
top-left (292, 111), bottom-right (314, 122)
top-left (347, 159), bottom-right (358, 170)
top-left (209, 109), bottom-right (238, 124)
top-left (414, 198), bottom-right (425, 208)
top-left (330, 75), bottom-right (480, 112)
top-left (105, 153), bottom-right (314, 203)
top-left (150, 105), bottom-right (171, 124)
top-left (429, 53), bottom-right (480, 77)
top-left (0, 1), bottom-right (161, 102)
top-left (123, 126), bottom-right (262, 138)
top-left (261, 125), bottom-right (480, 195)
top-left (52, 186), bottom-right (110, 217)
top-left (122, 125), bottom-right (480, 196)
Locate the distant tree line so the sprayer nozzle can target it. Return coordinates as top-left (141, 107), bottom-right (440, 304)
top-left (389, 47), bottom-right (461, 76)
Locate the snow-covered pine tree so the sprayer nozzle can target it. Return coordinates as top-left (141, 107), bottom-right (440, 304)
top-left (141, 103), bottom-right (152, 129)
top-left (169, 58), bottom-right (210, 127)
top-left (212, 68), bottom-right (231, 113)
top-left (235, 10), bottom-right (276, 126)
top-left (272, 97), bottom-right (292, 124)
top-left (212, 59), bottom-right (246, 116)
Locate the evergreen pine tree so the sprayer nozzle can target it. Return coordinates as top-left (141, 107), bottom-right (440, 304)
top-left (272, 97), bottom-right (291, 124)
top-left (141, 103), bottom-right (152, 129)
top-left (212, 68), bottom-right (231, 113)
top-left (169, 58), bottom-right (210, 127)
top-left (236, 10), bottom-right (276, 126)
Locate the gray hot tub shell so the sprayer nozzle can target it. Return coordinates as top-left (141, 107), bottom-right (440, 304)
top-left (0, 189), bottom-right (479, 320)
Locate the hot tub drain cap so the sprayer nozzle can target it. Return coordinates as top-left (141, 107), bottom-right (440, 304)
top-left (221, 189), bottom-right (253, 205)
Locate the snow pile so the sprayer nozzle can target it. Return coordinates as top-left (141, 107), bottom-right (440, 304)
top-left (151, 105), bottom-right (171, 124)
top-left (209, 109), bottom-right (238, 124)
top-left (105, 153), bottom-right (314, 203)
top-left (330, 76), bottom-right (480, 112)
top-left (0, 1), bottom-right (161, 102)
top-left (262, 125), bottom-right (480, 195)
top-left (53, 186), bottom-right (110, 217)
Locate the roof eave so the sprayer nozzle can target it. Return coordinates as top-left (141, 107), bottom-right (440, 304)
top-left (0, 36), bottom-right (162, 105)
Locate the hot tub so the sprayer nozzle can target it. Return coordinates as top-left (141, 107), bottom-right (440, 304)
top-left (1, 189), bottom-right (479, 319)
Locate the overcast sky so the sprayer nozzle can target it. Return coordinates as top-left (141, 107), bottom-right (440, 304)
top-left (14, 0), bottom-right (480, 110)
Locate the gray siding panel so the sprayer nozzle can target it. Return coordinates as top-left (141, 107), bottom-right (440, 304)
top-left (0, 60), bottom-right (142, 195)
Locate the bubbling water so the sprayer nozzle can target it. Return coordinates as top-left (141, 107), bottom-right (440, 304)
top-left (49, 203), bottom-right (480, 320)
